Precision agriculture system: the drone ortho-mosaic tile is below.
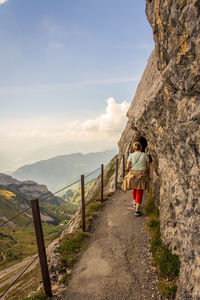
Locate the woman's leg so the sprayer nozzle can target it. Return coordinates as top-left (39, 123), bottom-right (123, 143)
top-left (135, 189), bottom-right (143, 213)
top-left (132, 188), bottom-right (136, 200)
top-left (132, 189), bottom-right (136, 207)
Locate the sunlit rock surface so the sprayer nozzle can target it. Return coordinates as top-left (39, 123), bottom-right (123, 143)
top-left (117, 1), bottom-right (200, 299)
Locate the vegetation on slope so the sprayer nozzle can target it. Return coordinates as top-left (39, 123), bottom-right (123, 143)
top-left (0, 183), bottom-right (76, 271)
top-left (0, 187), bottom-right (31, 227)
top-left (0, 224), bottom-right (62, 271)
top-left (1, 158), bottom-right (116, 299)
top-left (62, 179), bottom-right (95, 205)
top-left (144, 187), bottom-right (180, 299)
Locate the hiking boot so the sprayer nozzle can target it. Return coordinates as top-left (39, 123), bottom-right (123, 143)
top-left (135, 211), bottom-right (142, 217)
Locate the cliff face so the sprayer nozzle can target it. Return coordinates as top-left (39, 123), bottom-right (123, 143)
top-left (0, 173), bottom-right (48, 199)
top-left (118, 1), bottom-right (200, 299)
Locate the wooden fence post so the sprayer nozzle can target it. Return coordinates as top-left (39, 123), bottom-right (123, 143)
top-left (101, 164), bottom-right (104, 203)
top-left (31, 199), bottom-right (52, 297)
top-left (81, 175), bottom-right (86, 232)
top-left (115, 158), bottom-right (118, 189)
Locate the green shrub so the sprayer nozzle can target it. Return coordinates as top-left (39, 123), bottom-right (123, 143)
top-left (22, 293), bottom-right (47, 300)
top-left (159, 280), bottom-right (177, 299)
top-left (59, 272), bottom-right (71, 285)
top-left (153, 247), bottom-right (180, 279)
top-left (146, 218), bottom-right (160, 229)
top-left (86, 202), bottom-right (103, 215)
top-left (59, 232), bottom-right (89, 268)
top-left (146, 217), bottom-right (160, 238)
top-left (144, 186), bottom-right (180, 298)
top-left (150, 236), bottom-right (162, 253)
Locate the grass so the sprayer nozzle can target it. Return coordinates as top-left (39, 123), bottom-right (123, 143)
top-left (22, 293), bottom-right (48, 300)
top-left (4, 264), bottom-right (42, 300)
top-left (59, 272), bottom-right (71, 285)
top-left (0, 224), bottom-right (62, 271)
top-left (62, 180), bottom-right (96, 206)
top-left (144, 187), bottom-right (180, 299)
top-left (0, 196), bottom-right (30, 228)
top-left (59, 231), bottom-right (89, 268)
top-left (159, 280), bottom-right (178, 299)
top-left (22, 293), bottom-right (47, 300)
top-left (84, 201), bottom-right (103, 231)
top-left (0, 283), bottom-right (10, 295)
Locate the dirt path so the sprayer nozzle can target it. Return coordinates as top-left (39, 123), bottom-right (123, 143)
top-left (64, 190), bottom-right (161, 300)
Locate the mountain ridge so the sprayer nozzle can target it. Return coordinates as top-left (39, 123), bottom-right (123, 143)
top-left (0, 173), bottom-right (77, 226)
top-left (11, 150), bottom-right (116, 192)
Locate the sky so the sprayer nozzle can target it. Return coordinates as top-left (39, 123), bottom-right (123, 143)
top-left (0, 0), bottom-right (154, 172)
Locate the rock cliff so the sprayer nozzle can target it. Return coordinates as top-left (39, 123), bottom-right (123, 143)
top-left (117, 1), bottom-right (200, 299)
top-left (0, 173), bottom-right (49, 199)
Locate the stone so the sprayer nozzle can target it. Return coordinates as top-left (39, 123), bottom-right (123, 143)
top-left (113, 1), bottom-right (200, 299)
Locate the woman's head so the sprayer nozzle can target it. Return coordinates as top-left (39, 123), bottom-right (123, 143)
top-left (132, 141), bottom-right (142, 151)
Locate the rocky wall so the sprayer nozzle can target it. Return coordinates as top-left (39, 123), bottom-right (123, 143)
top-left (117, 1), bottom-right (200, 299)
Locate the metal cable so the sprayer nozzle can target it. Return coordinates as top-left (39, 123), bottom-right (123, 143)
top-left (0, 206), bottom-right (31, 227)
top-left (0, 167), bottom-right (100, 227)
top-left (84, 167), bottom-right (101, 179)
top-left (0, 167), bottom-right (102, 298)
top-left (0, 221), bottom-right (68, 299)
top-left (0, 255), bottom-right (39, 299)
top-left (0, 178), bottom-right (81, 227)
top-left (38, 178), bottom-right (81, 203)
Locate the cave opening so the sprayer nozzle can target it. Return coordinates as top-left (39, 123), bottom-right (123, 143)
top-left (138, 137), bottom-right (147, 152)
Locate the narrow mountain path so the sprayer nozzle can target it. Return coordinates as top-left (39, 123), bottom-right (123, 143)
top-left (0, 239), bottom-right (19, 266)
top-left (0, 239), bottom-right (56, 293)
top-left (64, 190), bottom-right (161, 300)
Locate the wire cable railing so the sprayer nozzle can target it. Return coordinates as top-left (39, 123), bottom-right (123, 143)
top-left (0, 216), bottom-right (71, 299)
top-left (0, 166), bottom-right (103, 298)
top-left (0, 255), bottom-right (39, 299)
top-left (0, 154), bottom-right (143, 299)
top-left (0, 167), bottom-right (101, 228)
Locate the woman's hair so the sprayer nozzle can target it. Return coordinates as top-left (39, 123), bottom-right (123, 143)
top-left (132, 141), bottom-right (142, 151)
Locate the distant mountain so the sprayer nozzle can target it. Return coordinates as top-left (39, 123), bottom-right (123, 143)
top-left (11, 150), bottom-right (116, 192)
top-left (0, 173), bottom-right (77, 226)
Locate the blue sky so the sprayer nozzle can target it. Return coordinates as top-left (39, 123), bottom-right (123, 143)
top-left (0, 0), bottom-right (154, 171)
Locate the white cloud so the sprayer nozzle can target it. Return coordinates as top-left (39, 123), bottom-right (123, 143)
top-left (2, 98), bottom-right (130, 141)
top-left (0, 98), bottom-right (130, 170)
top-left (0, 0), bottom-right (8, 5)
top-left (81, 97), bottom-right (130, 135)
top-left (48, 97), bottom-right (130, 141)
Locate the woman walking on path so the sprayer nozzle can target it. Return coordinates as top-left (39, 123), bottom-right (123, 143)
top-left (122, 141), bottom-right (150, 216)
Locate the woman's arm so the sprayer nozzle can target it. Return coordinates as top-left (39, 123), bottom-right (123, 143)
top-left (146, 162), bottom-right (150, 177)
top-left (127, 161), bottom-right (131, 170)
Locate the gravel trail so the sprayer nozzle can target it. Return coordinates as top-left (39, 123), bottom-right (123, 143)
top-left (64, 190), bottom-right (161, 300)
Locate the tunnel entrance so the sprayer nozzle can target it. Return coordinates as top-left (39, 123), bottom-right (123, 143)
top-left (138, 137), bottom-right (147, 152)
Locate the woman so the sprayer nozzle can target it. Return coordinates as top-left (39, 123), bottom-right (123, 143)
top-left (122, 141), bottom-right (150, 216)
